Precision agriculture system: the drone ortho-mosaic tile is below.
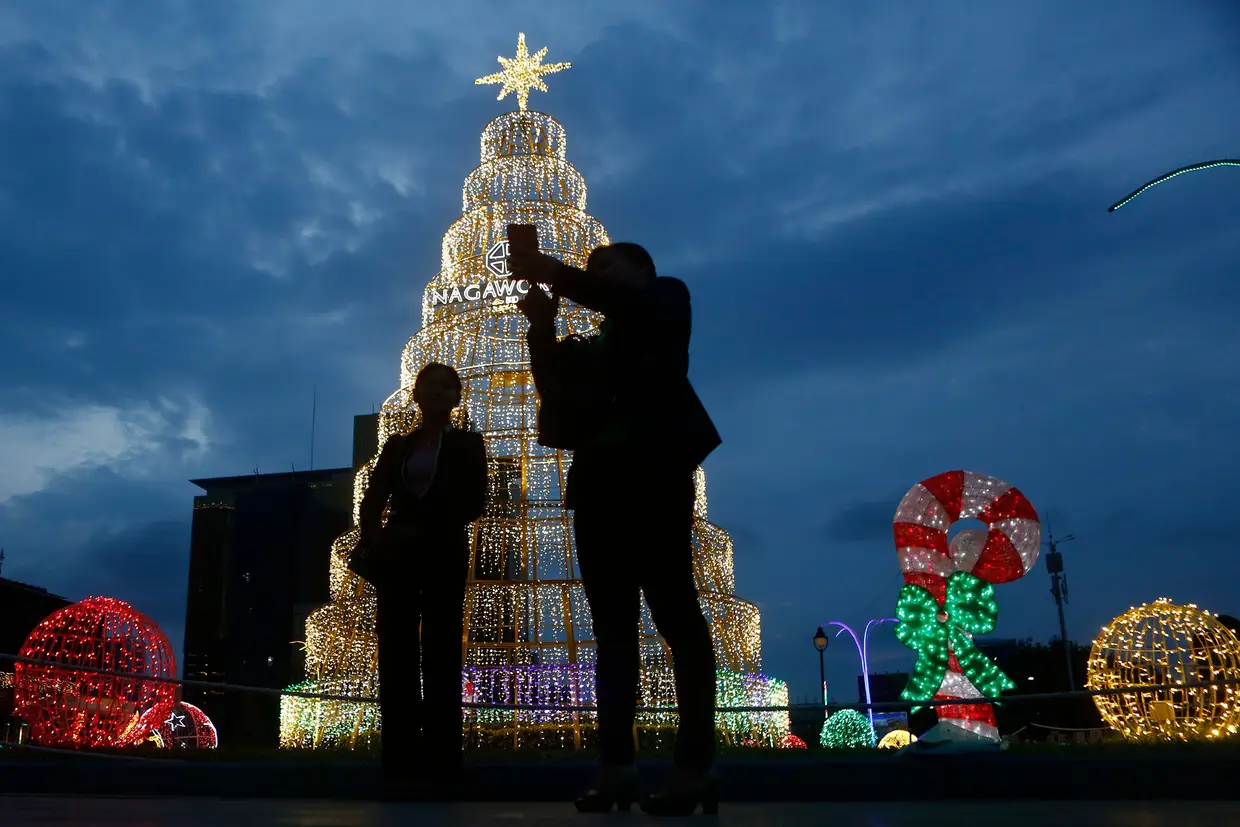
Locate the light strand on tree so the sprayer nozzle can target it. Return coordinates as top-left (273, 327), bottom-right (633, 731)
top-left (279, 666), bottom-right (789, 750)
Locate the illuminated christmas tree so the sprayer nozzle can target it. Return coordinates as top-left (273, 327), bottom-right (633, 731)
top-left (280, 34), bottom-right (788, 750)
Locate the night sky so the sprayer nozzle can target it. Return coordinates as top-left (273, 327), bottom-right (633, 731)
top-left (2, 1), bottom-right (1239, 705)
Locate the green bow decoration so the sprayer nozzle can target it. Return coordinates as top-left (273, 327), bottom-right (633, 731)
top-left (894, 571), bottom-right (1016, 712)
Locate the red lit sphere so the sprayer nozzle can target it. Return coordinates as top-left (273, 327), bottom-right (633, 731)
top-left (14, 596), bottom-right (177, 748)
top-left (151, 701), bottom-right (219, 750)
top-left (781, 733), bottom-right (808, 749)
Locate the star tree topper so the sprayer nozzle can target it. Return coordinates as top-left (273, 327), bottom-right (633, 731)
top-left (474, 32), bottom-right (570, 111)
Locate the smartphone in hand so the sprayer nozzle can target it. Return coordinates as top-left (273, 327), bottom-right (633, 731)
top-left (506, 223), bottom-right (539, 261)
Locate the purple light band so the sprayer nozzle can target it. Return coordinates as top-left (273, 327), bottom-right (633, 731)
top-left (821, 618), bottom-right (898, 740)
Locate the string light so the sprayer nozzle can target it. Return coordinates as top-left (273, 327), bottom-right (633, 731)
top-left (1108, 159), bottom-right (1240, 212)
top-left (891, 471), bottom-right (1040, 740)
top-left (819, 709), bottom-right (875, 749)
top-left (148, 701), bottom-right (219, 750)
top-left (280, 37), bottom-right (788, 751)
top-left (280, 667), bottom-right (788, 751)
top-left (1087, 598), bottom-right (1240, 741)
top-left (12, 597), bottom-right (177, 748)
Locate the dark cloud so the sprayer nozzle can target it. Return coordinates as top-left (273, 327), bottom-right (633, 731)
top-left (1158, 525), bottom-right (1235, 548)
top-left (9, 517), bottom-right (193, 665)
top-left (0, 43), bottom-right (469, 475)
top-left (822, 498), bottom-right (901, 544)
top-left (59, 519), bottom-right (192, 622)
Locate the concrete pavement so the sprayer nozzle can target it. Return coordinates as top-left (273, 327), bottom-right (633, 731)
top-left (5, 797), bottom-right (1240, 825)
top-left (4, 749), bottom-right (1240, 802)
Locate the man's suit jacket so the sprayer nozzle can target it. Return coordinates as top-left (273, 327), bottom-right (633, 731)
top-left (526, 328), bottom-right (611, 451)
top-left (358, 426), bottom-right (488, 564)
top-left (525, 267), bottom-right (722, 496)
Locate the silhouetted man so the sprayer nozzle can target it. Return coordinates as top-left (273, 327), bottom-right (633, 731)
top-left (513, 243), bottom-right (722, 816)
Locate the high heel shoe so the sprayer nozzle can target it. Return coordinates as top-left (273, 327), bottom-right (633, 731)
top-left (639, 773), bottom-right (719, 817)
top-left (574, 765), bottom-right (639, 813)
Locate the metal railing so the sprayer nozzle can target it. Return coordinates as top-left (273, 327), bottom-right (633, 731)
top-left (4, 651), bottom-right (1238, 714)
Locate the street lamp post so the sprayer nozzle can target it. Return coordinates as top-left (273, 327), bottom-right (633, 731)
top-left (813, 626), bottom-right (829, 715)
top-left (822, 618), bottom-right (897, 736)
top-left (1043, 522), bottom-right (1077, 692)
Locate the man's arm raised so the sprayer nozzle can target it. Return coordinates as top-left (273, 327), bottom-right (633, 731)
top-left (510, 252), bottom-right (641, 321)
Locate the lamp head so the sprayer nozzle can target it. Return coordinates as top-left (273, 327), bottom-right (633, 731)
top-left (813, 626), bottom-right (829, 652)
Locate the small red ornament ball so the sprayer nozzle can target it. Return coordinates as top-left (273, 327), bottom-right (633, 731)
top-left (781, 733), bottom-right (808, 749)
top-left (152, 701), bottom-right (219, 750)
top-left (13, 596), bottom-right (177, 748)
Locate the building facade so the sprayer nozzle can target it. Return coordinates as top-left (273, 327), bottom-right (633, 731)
top-left (0, 576), bottom-right (72, 740)
top-left (182, 414), bottom-right (377, 745)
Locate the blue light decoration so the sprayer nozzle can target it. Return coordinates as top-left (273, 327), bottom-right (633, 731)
top-left (819, 618), bottom-right (897, 739)
top-left (1108, 160), bottom-right (1240, 212)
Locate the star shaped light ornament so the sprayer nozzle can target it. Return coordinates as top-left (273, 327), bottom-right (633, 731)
top-left (165, 712), bottom-right (187, 732)
top-left (474, 32), bottom-right (570, 111)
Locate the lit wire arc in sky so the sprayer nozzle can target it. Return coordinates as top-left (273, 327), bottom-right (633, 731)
top-left (1108, 159), bottom-right (1240, 212)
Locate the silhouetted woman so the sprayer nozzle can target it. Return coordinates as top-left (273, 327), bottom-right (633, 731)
top-left (355, 362), bottom-right (487, 797)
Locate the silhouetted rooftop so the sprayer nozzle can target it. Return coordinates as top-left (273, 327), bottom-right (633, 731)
top-left (191, 467), bottom-right (352, 492)
top-left (0, 577), bottom-right (67, 602)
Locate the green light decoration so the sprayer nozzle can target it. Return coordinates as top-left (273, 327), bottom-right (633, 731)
top-left (894, 571), bottom-right (1016, 711)
top-left (819, 709), bottom-right (876, 749)
top-left (1108, 159), bottom-right (1239, 212)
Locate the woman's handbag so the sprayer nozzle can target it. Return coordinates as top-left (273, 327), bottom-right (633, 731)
top-left (347, 534), bottom-right (388, 587)
top-left (349, 523), bottom-right (422, 589)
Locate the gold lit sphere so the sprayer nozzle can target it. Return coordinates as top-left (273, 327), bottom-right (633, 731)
top-left (1087, 599), bottom-right (1240, 741)
top-left (877, 729), bottom-right (917, 750)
